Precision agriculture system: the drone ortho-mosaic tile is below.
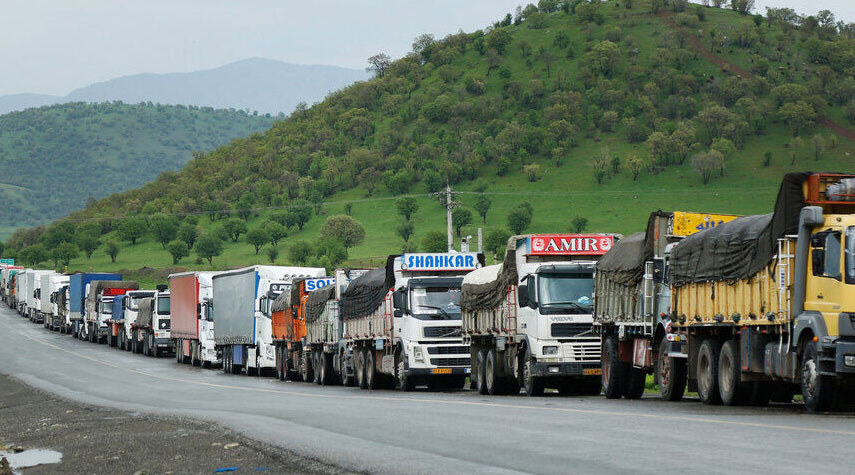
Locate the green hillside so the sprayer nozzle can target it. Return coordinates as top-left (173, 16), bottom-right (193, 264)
top-left (0, 102), bottom-right (275, 233)
top-left (6, 0), bottom-right (855, 285)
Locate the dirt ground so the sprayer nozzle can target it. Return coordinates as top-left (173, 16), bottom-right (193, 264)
top-left (0, 373), bottom-right (349, 474)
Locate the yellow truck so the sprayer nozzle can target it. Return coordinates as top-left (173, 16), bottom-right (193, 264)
top-left (593, 211), bottom-right (739, 400)
top-left (667, 172), bottom-right (855, 410)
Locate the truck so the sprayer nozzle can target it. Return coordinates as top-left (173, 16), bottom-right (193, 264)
top-left (296, 269), bottom-right (369, 385)
top-left (54, 283), bottom-right (71, 333)
top-left (15, 269), bottom-right (31, 316)
top-left (83, 280), bottom-right (139, 344)
top-left (43, 273), bottom-right (70, 331)
top-left (664, 172), bottom-right (855, 411)
top-left (593, 211), bottom-right (739, 400)
top-left (68, 273), bottom-right (121, 338)
top-left (461, 235), bottom-right (614, 396)
top-left (130, 286), bottom-right (172, 356)
top-left (215, 266), bottom-right (325, 376)
top-left (271, 275), bottom-right (338, 382)
top-left (1, 266), bottom-right (23, 304)
top-left (118, 290), bottom-right (157, 351)
top-left (170, 271), bottom-right (223, 368)
top-left (27, 270), bottom-right (54, 323)
top-left (340, 253), bottom-right (480, 391)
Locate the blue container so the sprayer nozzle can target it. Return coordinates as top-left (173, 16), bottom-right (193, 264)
top-left (68, 273), bottom-right (122, 318)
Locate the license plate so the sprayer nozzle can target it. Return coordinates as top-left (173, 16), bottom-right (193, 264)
top-left (432, 368), bottom-right (452, 374)
top-left (158, 344), bottom-right (168, 347)
top-left (584, 368), bottom-right (602, 376)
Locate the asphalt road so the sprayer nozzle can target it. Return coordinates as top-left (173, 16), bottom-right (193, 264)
top-left (2, 306), bottom-right (854, 475)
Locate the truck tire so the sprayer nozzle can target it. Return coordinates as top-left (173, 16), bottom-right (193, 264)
top-left (275, 347), bottom-right (285, 381)
top-left (176, 341), bottom-right (183, 363)
top-left (313, 352), bottom-right (321, 385)
top-left (523, 348), bottom-right (544, 397)
top-left (801, 340), bottom-right (834, 412)
top-left (396, 353), bottom-right (414, 391)
top-left (192, 343), bottom-right (202, 367)
top-left (366, 350), bottom-right (378, 390)
top-left (485, 348), bottom-right (502, 395)
top-left (697, 340), bottom-right (722, 405)
top-left (320, 353), bottom-right (332, 385)
top-left (602, 335), bottom-right (625, 399)
top-left (356, 349), bottom-right (367, 389)
top-left (718, 340), bottom-right (750, 406)
top-left (476, 349), bottom-right (488, 395)
top-left (341, 352), bottom-right (353, 387)
top-left (657, 338), bottom-right (686, 402)
top-left (119, 329), bottom-right (126, 351)
top-left (299, 351), bottom-right (311, 382)
top-left (748, 382), bottom-right (772, 406)
top-left (223, 349), bottom-right (231, 374)
top-left (624, 368), bottom-right (646, 399)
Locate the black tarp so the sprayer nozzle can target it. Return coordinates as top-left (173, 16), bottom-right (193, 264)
top-left (596, 232), bottom-right (648, 287)
top-left (670, 172), bottom-right (811, 286)
top-left (340, 256), bottom-right (397, 320)
top-left (460, 235), bottom-right (524, 312)
top-left (305, 284), bottom-right (335, 323)
top-left (136, 297), bottom-right (154, 328)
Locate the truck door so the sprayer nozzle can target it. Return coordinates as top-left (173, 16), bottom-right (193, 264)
top-left (805, 228), bottom-right (843, 336)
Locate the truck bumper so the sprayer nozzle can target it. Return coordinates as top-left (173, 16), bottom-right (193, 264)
top-left (531, 361), bottom-right (601, 378)
top-left (155, 338), bottom-right (173, 351)
top-left (835, 339), bottom-right (855, 374)
top-left (407, 367), bottom-right (470, 377)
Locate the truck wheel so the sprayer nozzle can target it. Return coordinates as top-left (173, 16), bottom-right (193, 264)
top-left (624, 368), bottom-right (645, 399)
top-left (801, 340), bottom-right (834, 412)
top-left (523, 349), bottom-right (544, 397)
top-left (275, 347), bottom-right (284, 381)
top-left (192, 343), bottom-right (202, 367)
top-left (602, 335), bottom-right (625, 399)
top-left (119, 329), bottom-right (126, 351)
top-left (476, 349), bottom-right (488, 395)
top-left (176, 340), bottom-right (183, 363)
top-left (697, 340), bottom-right (722, 405)
top-left (355, 350), bottom-right (367, 389)
top-left (299, 352), bottom-right (311, 382)
top-left (485, 349), bottom-right (502, 395)
top-left (223, 349), bottom-right (231, 374)
top-left (312, 352), bottom-right (320, 384)
top-left (748, 382), bottom-right (772, 406)
top-left (396, 352), bottom-right (414, 391)
top-left (320, 353), bottom-right (330, 386)
top-left (342, 352), bottom-right (354, 387)
top-left (657, 338), bottom-right (686, 402)
top-left (718, 340), bottom-right (750, 406)
top-left (366, 350), bottom-right (377, 390)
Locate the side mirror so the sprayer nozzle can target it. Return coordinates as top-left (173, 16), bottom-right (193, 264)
top-left (812, 248), bottom-right (825, 276)
top-left (518, 284), bottom-right (529, 308)
top-left (394, 309), bottom-right (404, 318)
top-left (393, 288), bottom-right (408, 311)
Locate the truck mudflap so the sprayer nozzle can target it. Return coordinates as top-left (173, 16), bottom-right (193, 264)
top-left (835, 339), bottom-right (855, 374)
top-left (407, 367), bottom-right (471, 377)
top-left (531, 361), bottom-right (601, 377)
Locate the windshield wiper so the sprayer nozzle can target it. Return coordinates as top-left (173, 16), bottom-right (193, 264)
top-left (419, 305), bottom-right (453, 320)
top-left (542, 301), bottom-right (591, 313)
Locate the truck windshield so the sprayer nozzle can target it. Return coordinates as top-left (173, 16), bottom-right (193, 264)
top-left (157, 296), bottom-right (171, 315)
top-left (846, 227), bottom-right (855, 284)
top-left (410, 287), bottom-right (462, 320)
top-left (101, 302), bottom-right (113, 314)
top-left (537, 273), bottom-right (594, 314)
top-left (127, 293), bottom-right (154, 310)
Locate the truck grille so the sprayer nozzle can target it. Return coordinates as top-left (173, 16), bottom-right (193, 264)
top-left (429, 357), bottom-right (470, 366)
top-left (424, 326), bottom-right (460, 338)
top-left (427, 346), bottom-right (468, 355)
top-left (551, 323), bottom-right (592, 338)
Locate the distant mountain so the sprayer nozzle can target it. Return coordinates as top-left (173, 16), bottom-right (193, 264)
top-left (0, 58), bottom-right (369, 115)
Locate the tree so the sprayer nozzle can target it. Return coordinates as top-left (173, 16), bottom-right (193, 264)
top-left (288, 241), bottom-right (313, 265)
top-left (289, 201), bottom-right (313, 231)
top-left (224, 218), bottom-right (247, 242)
top-left (537, 47), bottom-right (556, 77)
top-left (177, 223), bottom-right (199, 250)
top-left (22, 243), bottom-right (48, 266)
top-left (105, 241), bottom-right (120, 263)
top-left (485, 229), bottom-right (511, 258)
top-left (266, 245), bottom-right (279, 263)
top-left (366, 53), bottom-right (392, 77)
top-left (358, 167), bottom-right (381, 196)
top-left (74, 226), bottom-right (101, 259)
top-left (397, 221), bottom-right (415, 242)
top-left (587, 40), bottom-right (620, 77)
top-left (262, 221), bottom-right (287, 246)
top-left (730, 0), bottom-right (754, 14)
top-left (51, 242), bottom-right (78, 267)
top-left (195, 234), bottom-right (224, 266)
top-left (763, 151), bottom-right (773, 167)
top-left (591, 153), bottom-right (609, 185)
top-left (452, 208), bottom-right (473, 237)
top-left (790, 137), bottom-right (805, 164)
top-left (627, 155), bottom-right (643, 180)
top-left (507, 205), bottom-right (533, 234)
top-left (150, 213), bottom-right (180, 249)
top-left (710, 138), bottom-right (736, 176)
top-left (778, 101), bottom-right (816, 136)
top-left (117, 217), bottom-right (146, 245)
top-left (519, 40), bottom-right (532, 58)
top-left (523, 163), bottom-right (541, 182)
top-left (421, 231), bottom-right (447, 252)
top-left (246, 228), bottom-right (270, 254)
top-left (571, 216), bottom-right (589, 233)
top-left (235, 192), bottom-right (255, 221)
top-left (319, 215), bottom-right (365, 253)
top-left (691, 150), bottom-right (724, 184)
top-left (812, 134), bottom-right (826, 160)
top-left (474, 195), bottom-right (492, 223)
top-left (396, 197), bottom-right (419, 221)
top-left (487, 29), bottom-right (512, 55)
top-left (167, 241), bottom-right (189, 264)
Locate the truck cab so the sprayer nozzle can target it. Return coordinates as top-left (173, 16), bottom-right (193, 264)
top-left (152, 289), bottom-right (172, 349)
top-left (122, 290), bottom-right (156, 346)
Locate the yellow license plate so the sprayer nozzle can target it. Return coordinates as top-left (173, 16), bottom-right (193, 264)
top-left (584, 368), bottom-right (602, 376)
top-left (432, 368), bottom-right (452, 374)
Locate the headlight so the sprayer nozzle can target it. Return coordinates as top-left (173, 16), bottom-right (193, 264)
top-left (414, 346), bottom-right (424, 361)
top-left (845, 355), bottom-right (855, 367)
top-left (542, 346), bottom-right (559, 356)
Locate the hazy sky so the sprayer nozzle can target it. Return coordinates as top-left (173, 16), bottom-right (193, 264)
top-left (2, 0), bottom-right (852, 97)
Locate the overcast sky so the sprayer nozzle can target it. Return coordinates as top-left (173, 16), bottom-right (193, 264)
top-left (2, 0), bottom-right (852, 97)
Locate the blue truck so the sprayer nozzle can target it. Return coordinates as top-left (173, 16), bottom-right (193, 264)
top-left (68, 273), bottom-right (121, 338)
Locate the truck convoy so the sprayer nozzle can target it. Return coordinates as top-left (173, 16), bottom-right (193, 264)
top-left (340, 253), bottom-right (480, 391)
top-left (83, 280), bottom-right (139, 344)
top-left (214, 266), bottom-right (325, 375)
top-left (461, 235), bottom-right (613, 396)
top-left (132, 287), bottom-right (172, 356)
top-left (170, 271), bottom-right (222, 367)
top-left (593, 211), bottom-right (739, 400)
top-left (68, 273), bottom-right (121, 338)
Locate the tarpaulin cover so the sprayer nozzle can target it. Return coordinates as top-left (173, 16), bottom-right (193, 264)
top-left (670, 172), bottom-right (810, 286)
top-left (595, 232), bottom-right (649, 287)
top-left (56, 286), bottom-right (68, 317)
top-left (305, 284), bottom-right (335, 323)
top-left (460, 236), bottom-right (524, 312)
top-left (85, 281), bottom-right (139, 307)
top-left (213, 269), bottom-right (258, 344)
top-left (136, 297), bottom-right (154, 328)
top-left (170, 274), bottom-right (200, 340)
top-left (110, 295), bottom-right (126, 323)
top-left (340, 256), bottom-right (397, 320)
top-left (68, 273), bottom-right (122, 316)
top-left (270, 282), bottom-right (295, 314)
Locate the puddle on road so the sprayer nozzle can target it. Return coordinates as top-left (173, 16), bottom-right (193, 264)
top-left (1, 449), bottom-right (63, 472)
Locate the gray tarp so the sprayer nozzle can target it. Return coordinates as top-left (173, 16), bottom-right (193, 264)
top-left (85, 281), bottom-right (139, 307)
top-left (595, 232), bottom-right (648, 287)
top-left (136, 297), bottom-right (154, 328)
top-left (213, 269), bottom-right (257, 344)
top-left (340, 256), bottom-right (396, 320)
top-left (270, 282), bottom-right (295, 314)
top-left (305, 284), bottom-right (335, 323)
top-left (460, 235), bottom-right (524, 312)
top-left (670, 172), bottom-right (811, 286)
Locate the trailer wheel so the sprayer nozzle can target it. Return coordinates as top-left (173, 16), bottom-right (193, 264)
top-left (312, 352), bottom-right (321, 385)
top-left (342, 352), bottom-right (354, 387)
top-left (356, 349), bottom-right (367, 389)
top-left (801, 340), bottom-right (834, 412)
top-left (223, 348), bottom-right (231, 374)
top-left (718, 340), bottom-right (750, 406)
top-left (366, 350), bottom-right (378, 390)
top-left (624, 368), bottom-right (645, 400)
top-left (697, 340), bottom-right (722, 405)
top-left (602, 335), bottom-right (626, 399)
top-left (476, 349), bottom-right (488, 395)
top-left (657, 338), bottom-right (686, 402)
top-left (523, 349), bottom-right (544, 397)
top-left (748, 382), bottom-right (772, 406)
top-left (192, 343), bottom-right (202, 367)
top-left (485, 349), bottom-right (502, 395)
top-left (176, 340), bottom-right (183, 363)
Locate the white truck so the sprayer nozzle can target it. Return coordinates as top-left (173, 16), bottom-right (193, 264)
top-left (117, 290), bottom-right (156, 351)
top-left (170, 271), bottom-right (223, 367)
top-left (131, 286), bottom-right (172, 356)
top-left (43, 273), bottom-right (70, 331)
top-left (16, 268), bottom-right (32, 316)
top-left (215, 266), bottom-right (325, 375)
top-left (340, 253), bottom-right (481, 391)
top-left (82, 281), bottom-right (139, 344)
top-left (461, 234), bottom-right (614, 396)
top-left (28, 270), bottom-right (54, 323)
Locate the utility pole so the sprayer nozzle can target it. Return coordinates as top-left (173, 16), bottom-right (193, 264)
top-left (431, 182), bottom-right (460, 252)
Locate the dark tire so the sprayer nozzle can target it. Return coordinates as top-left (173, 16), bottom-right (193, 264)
top-left (697, 340), bottom-right (722, 405)
top-left (485, 348), bottom-right (502, 395)
top-left (624, 368), bottom-right (646, 400)
top-left (748, 382), bottom-right (772, 406)
top-left (476, 349), bottom-right (488, 395)
top-left (192, 344), bottom-right (202, 367)
top-left (657, 337), bottom-right (686, 402)
top-left (396, 352), bottom-right (414, 391)
top-left (119, 329), bottom-right (126, 351)
top-left (176, 340), bottom-right (183, 363)
top-left (366, 350), bottom-right (377, 390)
top-left (276, 346), bottom-right (285, 381)
top-left (718, 340), bottom-right (750, 406)
top-left (313, 352), bottom-right (321, 385)
top-left (801, 340), bottom-right (834, 412)
top-left (341, 352), bottom-right (353, 387)
top-left (320, 353), bottom-right (331, 385)
top-left (523, 348), bottom-right (544, 397)
top-left (356, 349), bottom-right (367, 389)
top-left (602, 335), bottom-right (625, 399)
